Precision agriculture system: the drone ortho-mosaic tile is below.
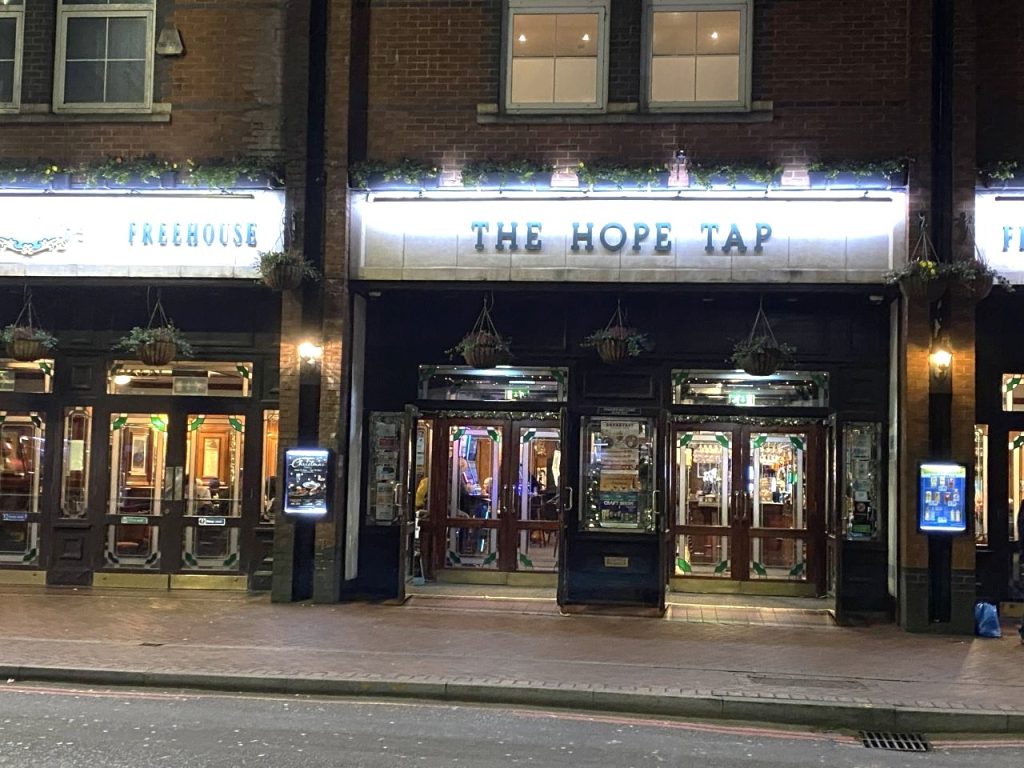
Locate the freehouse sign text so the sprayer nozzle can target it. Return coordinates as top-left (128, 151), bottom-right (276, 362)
top-left (470, 219), bottom-right (774, 254)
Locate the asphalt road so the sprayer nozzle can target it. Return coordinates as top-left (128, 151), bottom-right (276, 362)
top-left (0, 683), bottom-right (1021, 768)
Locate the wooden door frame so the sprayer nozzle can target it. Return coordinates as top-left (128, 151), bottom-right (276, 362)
top-left (429, 416), bottom-right (508, 573)
top-left (668, 420), bottom-right (826, 594)
top-left (506, 418), bottom-right (562, 573)
top-left (667, 423), bottom-right (744, 581)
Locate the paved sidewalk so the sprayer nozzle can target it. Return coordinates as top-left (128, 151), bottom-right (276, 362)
top-left (0, 585), bottom-right (1021, 734)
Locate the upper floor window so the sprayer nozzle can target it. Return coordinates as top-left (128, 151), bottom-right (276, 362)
top-left (505, 0), bottom-right (609, 113)
top-left (0, 0), bottom-right (24, 111)
top-left (644, 0), bottom-right (752, 111)
top-left (54, 0), bottom-right (155, 113)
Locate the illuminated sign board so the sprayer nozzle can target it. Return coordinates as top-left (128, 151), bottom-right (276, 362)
top-left (918, 462), bottom-right (968, 534)
top-left (351, 194), bottom-right (907, 283)
top-left (0, 190), bottom-right (285, 278)
top-left (974, 194), bottom-right (1024, 285)
top-left (283, 448), bottom-right (332, 518)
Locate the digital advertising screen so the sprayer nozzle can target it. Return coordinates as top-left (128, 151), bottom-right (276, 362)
top-left (918, 462), bottom-right (967, 534)
top-left (283, 448), bottom-right (331, 518)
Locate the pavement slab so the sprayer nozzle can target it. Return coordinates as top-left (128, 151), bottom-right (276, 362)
top-left (0, 586), bottom-right (1021, 733)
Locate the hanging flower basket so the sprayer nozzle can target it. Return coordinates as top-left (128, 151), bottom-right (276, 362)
top-left (898, 273), bottom-right (948, 303)
top-left (447, 297), bottom-right (511, 368)
top-left (596, 333), bottom-right (630, 364)
top-left (137, 338), bottom-right (179, 365)
top-left (6, 335), bottom-right (47, 362)
top-left (581, 303), bottom-right (651, 365)
top-left (735, 347), bottom-right (786, 377)
top-left (256, 248), bottom-right (318, 291)
top-left (1, 291), bottom-right (58, 362)
top-left (461, 331), bottom-right (507, 368)
top-left (113, 294), bottom-right (194, 365)
top-left (950, 272), bottom-right (994, 303)
top-left (884, 216), bottom-right (960, 304)
top-left (731, 301), bottom-right (795, 377)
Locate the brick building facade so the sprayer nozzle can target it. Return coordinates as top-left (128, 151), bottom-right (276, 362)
top-left (0, 0), bottom-right (308, 590)
top-left (275, 0), bottom-right (1021, 634)
top-left (1, 0), bottom-right (1020, 634)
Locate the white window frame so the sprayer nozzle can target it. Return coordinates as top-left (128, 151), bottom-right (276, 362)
top-left (504, 0), bottom-right (610, 114)
top-left (0, 2), bottom-right (24, 113)
top-left (53, 0), bottom-right (156, 114)
top-left (642, 0), bottom-right (753, 112)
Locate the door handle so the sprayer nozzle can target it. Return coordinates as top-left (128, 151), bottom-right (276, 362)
top-left (565, 486), bottom-right (574, 512)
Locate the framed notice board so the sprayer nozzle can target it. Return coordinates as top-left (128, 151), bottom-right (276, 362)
top-left (918, 461), bottom-right (967, 534)
top-left (283, 448), bottom-right (332, 519)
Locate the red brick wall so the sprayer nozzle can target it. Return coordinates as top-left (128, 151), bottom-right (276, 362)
top-left (363, 0), bottom-right (917, 173)
top-left (977, 0), bottom-right (1024, 163)
top-left (1, 0), bottom-right (289, 163)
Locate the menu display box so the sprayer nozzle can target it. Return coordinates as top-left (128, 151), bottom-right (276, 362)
top-left (284, 448), bottom-right (332, 518)
top-left (918, 461), bottom-right (967, 534)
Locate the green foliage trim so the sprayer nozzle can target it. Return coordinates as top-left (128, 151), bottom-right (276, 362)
top-left (81, 155), bottom-right (177, 185)
top-left (0, 155), bottom-right (281, 188)
top-left (350, 158), bottom-right (439, 188)
top-left (979, 160), bottom-right (1019, 182)
top-left (687, 159), bottom-right (782, 189)
top-left (807, 158), bottom-right (906, 180)
top-left (460, 158), bottom-right (554, 187)
top-left (0, 161), bottom-right (74, 183)
top-left (577, 160), bottom-right (667, 188)
top-left (186, 157), bottom-right (282, 189)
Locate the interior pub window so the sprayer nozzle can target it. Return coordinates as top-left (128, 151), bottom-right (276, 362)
top-left (54, 0), bottom-right (156, 112)
top-left (0, 0), bottom-right (23, 110)
top-left (644, 0), bottom-right (752, 111)
top-left (505, 0), bottom-right (609, 113)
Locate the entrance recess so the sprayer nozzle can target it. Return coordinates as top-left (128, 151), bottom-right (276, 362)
top-left (435, 416), bottom-right (561, 579)
top-left (670, 424), bottom-right (824, 594)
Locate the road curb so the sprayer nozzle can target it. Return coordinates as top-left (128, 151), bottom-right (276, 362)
top-left (2, 665), bottom-right (1021, 735)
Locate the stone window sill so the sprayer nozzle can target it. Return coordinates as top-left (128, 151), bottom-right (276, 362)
top-left (0, 103), bottom-right (172, 124)
top-left (477, 101), bottom-right (773, 125)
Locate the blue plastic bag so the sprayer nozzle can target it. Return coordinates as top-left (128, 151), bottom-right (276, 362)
top-left (974, 602), bottom-right (1002, 638)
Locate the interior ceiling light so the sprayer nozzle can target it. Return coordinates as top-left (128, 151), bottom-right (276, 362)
top-left (582, 33), bottom-right (590, 41)
top-left (518, 33), bottom-right (527, 42)
top-left (711, 31), bottom-right (719, 39)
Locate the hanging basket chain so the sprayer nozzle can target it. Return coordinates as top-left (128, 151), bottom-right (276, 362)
top-left (604, 299), bottom-right (627, 332)
top-left (469, 293), bottom-right (502, 338)
top-left (746, 298), bottom-right (779, 346)
top-left (909, 212), bottom-right (939, 264)
top-left (13, 286), bottom-right (41, 331)
top-left (147, 289), bottom-right (172, 330)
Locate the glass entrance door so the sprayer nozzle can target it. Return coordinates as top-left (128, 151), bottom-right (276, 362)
top-left (671, 424), bottom-right (823, 590)
top-left (440, 417), bottom-right (561, 574)
top-left (105, 409), bottom-right (247, 572)
top-left (0, 412), bottom-right (45, 566)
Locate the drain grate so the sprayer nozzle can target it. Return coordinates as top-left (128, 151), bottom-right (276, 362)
top-left (860, 731), bottom-right (930, 752)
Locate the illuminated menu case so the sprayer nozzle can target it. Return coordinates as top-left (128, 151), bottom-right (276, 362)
top-left (283, 448), bottom-right (332, 518)
top-left (918, 462), bottom-right (967, 534)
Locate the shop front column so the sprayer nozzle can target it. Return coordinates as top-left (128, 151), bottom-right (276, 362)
top-left (897, 296), bottom-right (933, 630)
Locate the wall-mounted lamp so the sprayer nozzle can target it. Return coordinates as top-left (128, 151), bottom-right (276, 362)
top-left (298, 341), bottom-right (323, 367)
top-left (156, 23), bottom-right (185, 56)
top-left (929, 334), bottom-right (953, 378)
